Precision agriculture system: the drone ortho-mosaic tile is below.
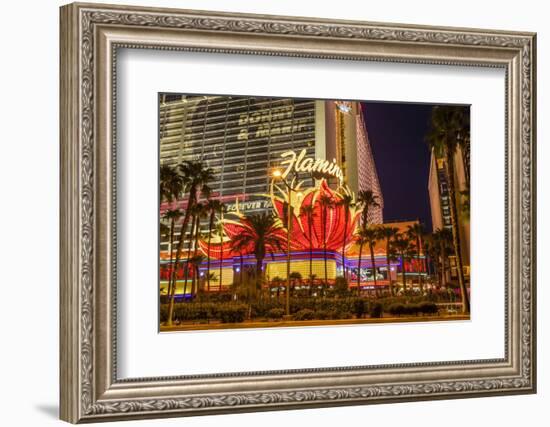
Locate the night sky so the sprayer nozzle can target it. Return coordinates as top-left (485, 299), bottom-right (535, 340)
top-left (361, 102), bottom-right (434, 232)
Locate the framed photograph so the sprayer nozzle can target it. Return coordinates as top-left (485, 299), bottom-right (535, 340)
top-left (60, 2), bottom-right (536, 423)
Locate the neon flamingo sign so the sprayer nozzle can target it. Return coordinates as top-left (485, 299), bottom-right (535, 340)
top-left (279, 149), bottom-right (344, 185)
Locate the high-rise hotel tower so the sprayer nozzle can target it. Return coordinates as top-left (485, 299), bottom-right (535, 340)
top-left (159, 94), bottom-right (383, 254)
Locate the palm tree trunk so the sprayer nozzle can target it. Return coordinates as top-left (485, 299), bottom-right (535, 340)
top-left (416, 236), bottom-right (423, 292)
top-left (385, 239), bottom-right (394, 296)
top-left (430, 251), bottom-right (438, 284)
top-left (342, 212), bottom-right (348, 280)
top-left (167, 189), bottom-right (196, 326)
top-left (256, 256), bottom-right (264, 297)
top-left (308, 215), bottom-right (313, 294)
top-left (218, 244), bottom-right (223, 292)
top-left (239, 252), bottom-right (244, 287)
top-left (193, 214), bottom-right (200, 255)
top-left (193, 215), bottom-right (201, 297)
top-left (165, 218), bottom-right (175, 307)
top-left (356, 242), bottom-right (364, 296)
top-left (219, 216), bottom-right (224, 293)
top-left (369, 244), bottom-right (378, 297)
top-left (207, 213), bottom-right (214, 292)
top-left (401, 253), bottom-right (407, 293)
top-left (446, 149), bottom-right (470, 313)
top-left (386, 254), bottom-right (393, 296)
top-left (323, 206), bottom-right (328, 287)
top-left (184, 214), bottom-right (196, 296)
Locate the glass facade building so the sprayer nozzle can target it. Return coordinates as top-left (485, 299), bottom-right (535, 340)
top-left (160, 95), bottom-right (318, 200)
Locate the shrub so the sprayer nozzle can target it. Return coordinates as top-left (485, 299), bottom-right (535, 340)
top-left (388, 304), bottom-right (405, 316)
top-left (333, 277), bottom-right (350, 297)
top-left (335, 310), bottom-right (353, 320)
top-left (201, 292), bottom-right (233, 303)
top-left (160, 304), bottom-right (169, 323)
top-left (370, 303), bottom-right (383, 318)
top-left (314, 309), bottom-right (333, 320)
top-left (293, 309), bottom-right (315, 321)
top-left (402, 304), bottom-right (421, 316)
top-left (218, 304), bottom-right (247, 323)
top-left (251, 300), bottom-right (281, 318)
top-left (419, 302), bottom-right (438, 315)
top-left (195, 304), bottom-right (215, 322)
top-left (377, 296), bottom-right (433, 312)
top-left (289, 271), bottom-right (302, 281)
top-left (352, 298), bottom-right (367, 319)
top-left (267, 308), bottom-right (285, 320)
top-left (173, 303), bottom-right (194, 321)
top-left (289, 297), bottom-right (315, 314)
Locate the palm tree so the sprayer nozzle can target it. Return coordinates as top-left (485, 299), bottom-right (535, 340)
top-left (189, 254), bottom-right (206, 298)
top-left (204, 199), bottom-right (223, 292)
top-left (299, 204), bottom-right (316, 289)
top-left (217, 204), bottom-right (228, 292)
top-left (427, 105), bottom-right (470, 313)
top-left (182, 202), bottom-right (205, 297)
top-left (159, 222), bottom-right (170, 299)
top-left (433, 228), bottom-right (453, 287)
top-left (162, 209), bottom-right (183, 302)
top-left (192, 204), bottom-right (207, 258)
top-left (159, 164), bottom-right (184, 326)
top-left (377, 225), bottom-right (399, 296)
top-left (361, 227), bottom-right (380, 296)
top-left (355, 229), bottom-right (368, 295)
top-left (356, 190), bottom-right (379, 231)
top-left (159, 222), bottom-right (170, 242)
top-left (271, 276), bottom-right (284, 299)
top-left (337, 193), bottom-right (354, 280)
top-left (231, 233), bottom-right (249, 289)
top-left (289, 271), bottom-right (302, 297)
top-left (393, 234), bottom-right (414, 293)
top-left (159, 164), bottom-right (183, 206)
top-left (407, 223), bottom-right (425, 292)
top-left (422, 233), bottom-right (437, 282)
top-left (230, 213), bottom-right (285, 297)
top-left (319, 193), bottom-right (335, 286)
top-left (167, 160), bottom-right (214, 325)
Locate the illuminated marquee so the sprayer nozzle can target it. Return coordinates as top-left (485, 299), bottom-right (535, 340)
top-left (280, 149), bottom-right (344, 185)
top-left (225, 198), bottom-right (273, 213)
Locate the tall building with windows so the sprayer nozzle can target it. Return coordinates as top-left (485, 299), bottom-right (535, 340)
top-left (428, 146), bottom-right (470, 279)
top-left (160, 95), bottom-right (318, 211)
top-left (322, 101), bottom-right (384, 224)
top-left (428, 154), bottom-right (452, 231)
top-left (159, 95), bottom-right (383, 247)
top-left (159, 95), bottom-right (384, 294)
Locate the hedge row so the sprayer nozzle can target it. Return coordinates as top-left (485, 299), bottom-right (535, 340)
top-left (160, 299), bottom-right (440, 324)
top-left (250, 297), bottom-right (371, 318)
top-left (387, 302), bottom-right (439, 316)
top-left (160, 303), bottom-right (247, 324)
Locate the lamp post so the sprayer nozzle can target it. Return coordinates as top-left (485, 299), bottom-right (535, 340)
top-left (272, 169), bottom-right (301, 316)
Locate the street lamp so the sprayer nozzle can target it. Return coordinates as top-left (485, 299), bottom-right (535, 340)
top-left (272, 168), bottom-right (299, 316)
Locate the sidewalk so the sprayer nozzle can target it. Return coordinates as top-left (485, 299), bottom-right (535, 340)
top-left (161, 314), bottom-right (469, 332)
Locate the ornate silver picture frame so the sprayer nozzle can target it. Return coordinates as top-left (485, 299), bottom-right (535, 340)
top-left (60, 2), bottom-right (536, 423)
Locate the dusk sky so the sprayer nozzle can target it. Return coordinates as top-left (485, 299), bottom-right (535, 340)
top-left (361, 102), bottom-right (434, 231)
